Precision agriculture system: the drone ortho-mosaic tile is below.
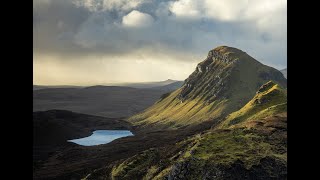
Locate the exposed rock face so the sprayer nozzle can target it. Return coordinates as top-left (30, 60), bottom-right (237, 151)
top-left (257, 81), bottom-right (276, 94)
top-left (167, 157), bottom-right (286, 180)
top-left (178, 46), bottom-right (285, 103)
top-left (178, 48), bottom-right (240, 102)
top-left (167, 157), bottom-right (287, 180)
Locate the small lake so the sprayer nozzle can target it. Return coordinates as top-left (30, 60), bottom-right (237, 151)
top-left (67, 130), bottom-right (134, 146)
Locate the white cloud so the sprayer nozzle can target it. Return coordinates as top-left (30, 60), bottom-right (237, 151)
top-left (72, 0), bottom-right (144, 12)
top-left (169, 0), bottom-right (201, 18)
top-left (122, 10), bottom-right (154, 27)
top-left (168, 0), bottom-right (286, 41)
top-left (169, 0), bottom-right (286, 22)
top-left (203, 0), bottom-right (248, 21)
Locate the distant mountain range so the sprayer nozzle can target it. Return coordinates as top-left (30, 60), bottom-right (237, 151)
top-left (280, 68), bottom-right (287, 78)
top-left (150, 81), bottom-right (184, 92)
top-left (33, 85), bottom-right (84, 90)
top-left (33, 79), bottom-right (183, 90)
top-left (108, 79), bottom-right (182, 88)
top-left (33, 81), bottom-right (183, 118)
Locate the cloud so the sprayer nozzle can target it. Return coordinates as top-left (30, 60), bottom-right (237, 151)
top-left (72, 0), bottom-right (144, 12)
top-left (169, 0), bottom-right (287, 22)
top-left (33, 0), bottom-right (287, 85)
top-left (169, 0), bottom-right (201, 18)
top-left (122, 10), bottom-right (154, 27)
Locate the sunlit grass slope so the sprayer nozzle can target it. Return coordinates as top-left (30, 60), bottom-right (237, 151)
top-left (219, 81), bottom-right (287, 128)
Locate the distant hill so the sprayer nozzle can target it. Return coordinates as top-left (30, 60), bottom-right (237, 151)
top-left (280, 68), bottom-right (287, 78)
top-left (33, 79), bottom-right (183, 90)
top-left (106, 79), bottom-right (182, 89)
top-left (33, 83), bottom-right (182, 117)
top-left (150, 81), bottom-right (184, 92)
top-left (33, 85), bottom-right (84, 90)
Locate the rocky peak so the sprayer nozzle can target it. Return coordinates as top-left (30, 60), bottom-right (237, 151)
top-left (209, 46), bottom-right (245, 60)
top-left (178, 46), bottom-right (249, 102)
top-left (196, 46), bottom-right (243, 73)
top-left (128, 46), bottom-right (287, 129)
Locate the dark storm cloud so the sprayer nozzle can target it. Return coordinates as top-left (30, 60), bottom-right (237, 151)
top-left (33, 0), bottom-right (287, 68)
top-left (33, 0), bottom-right (92, 56)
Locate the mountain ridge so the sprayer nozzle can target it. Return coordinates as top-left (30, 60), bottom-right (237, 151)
top-left (128, 46), bottom-right (287, 130)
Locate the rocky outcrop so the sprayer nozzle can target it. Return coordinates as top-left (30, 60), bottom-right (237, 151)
top-left (167, 157), bottom-right (287, 180)
top-left (256, 81), bottom-right (276, 94)
top-left (207, 49), bottom-right (240, 64)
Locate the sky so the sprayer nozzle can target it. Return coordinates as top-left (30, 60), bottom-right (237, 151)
top-left (33, 0), bottom-right (287, 85)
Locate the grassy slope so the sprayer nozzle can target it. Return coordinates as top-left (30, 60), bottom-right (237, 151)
top-left (86, 81), bottom-right (287, 179)
top-left (128, 46), bottom-right (287, 130)
top-left (218, 81), bottom-right (287, 128)
top-left (128, 89), bottom-right (227, 129)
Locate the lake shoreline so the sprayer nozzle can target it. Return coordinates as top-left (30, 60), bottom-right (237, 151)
top-left (67, 130), bottom-right (134, 146)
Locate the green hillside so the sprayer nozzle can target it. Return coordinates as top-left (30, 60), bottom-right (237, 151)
top-left (128, 46), bottom-right (287, 130)
top-left (218, 80), bottom-right (287, 128)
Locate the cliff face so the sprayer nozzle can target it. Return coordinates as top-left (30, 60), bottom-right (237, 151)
top-left (128, 46), bottom-right (287, 130)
